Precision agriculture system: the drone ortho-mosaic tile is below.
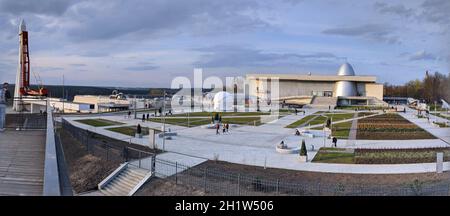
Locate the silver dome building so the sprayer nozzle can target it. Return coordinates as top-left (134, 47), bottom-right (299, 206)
top-left (246, 62), bottom-right (386, 108)
top-left (334, 63), bottom-right (358, 97)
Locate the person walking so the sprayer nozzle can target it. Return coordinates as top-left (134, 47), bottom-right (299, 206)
top-left (332, 137), bottom-right (338, 147)
top-left (128, 111), bottom-right (131, 119)
top-left (225, 123), bottom-right (229, 133)
top-left (222, 123), bottom-right (226, 134)
top-left (142, 114), bottom-right (145, 122)
top-left (216, 123), bottom-right (220, 135)
top-left (146, 113), bottom-right (149, 120)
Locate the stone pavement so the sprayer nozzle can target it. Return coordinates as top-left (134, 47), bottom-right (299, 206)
top-left (62, 108), bottom-right (450, 174)
top-left (0, 130), bottom-right (45, 195)
top-left (399, 106), bottom-right (450, 145)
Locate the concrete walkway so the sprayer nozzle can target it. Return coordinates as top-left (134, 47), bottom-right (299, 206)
top-left (0, 130), bottom-right (45, 195)
top-left (346, 112), bottom-right (359, 146)
top-left (64, 108), bottom-right (450, 174)
top-left (399, 107), bottom-right (450, 145)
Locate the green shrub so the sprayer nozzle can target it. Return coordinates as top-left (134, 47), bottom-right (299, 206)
top-left (300, 139), bottom-right (307, 156)
top-left (137, 124), bottom-right (142, 134)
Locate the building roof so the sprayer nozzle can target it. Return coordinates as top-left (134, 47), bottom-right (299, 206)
top-left (246, 74), bottom-right (377, 82)
top-left (247, 62), bottom-right (378, 83)
top-left (337, 62), bottom-right (355, 76)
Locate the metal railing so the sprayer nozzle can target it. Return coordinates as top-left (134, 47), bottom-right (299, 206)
top-left (62, 118), bottom-right (450, 196)
top-left (61, 118), bottom-right (155, 164)
top-left (43, 100), bottom-right (61, 196)
top-left (151, 159), bottom-right (450, 196)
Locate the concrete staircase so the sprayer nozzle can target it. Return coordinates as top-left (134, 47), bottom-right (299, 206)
top-left (367, 97), bottom-right (389, 107)
top-left (98, 163), bottom-right (152, 196)
top-left (305, 96), bottom-right (337, 109)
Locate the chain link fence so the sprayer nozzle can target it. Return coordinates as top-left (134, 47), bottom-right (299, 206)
top-left (62, 118), bottom-right (450, 196)
top-left (152, 158), bottom-right (450, 196)
top-left (61, 119), bottom-right (155, 164)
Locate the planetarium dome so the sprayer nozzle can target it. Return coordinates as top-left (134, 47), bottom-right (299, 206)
top-left (334, 63), bottom-right (357, 97)
top-left (213, 91), bottom-right (234, 111)
top-left (337, 62), bottom-right (355, 76)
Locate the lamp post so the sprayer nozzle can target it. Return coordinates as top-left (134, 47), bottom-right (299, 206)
top-left (434, 101), bottom-right (437, 122)
top-left (162, 90), bottom-right (167, 151)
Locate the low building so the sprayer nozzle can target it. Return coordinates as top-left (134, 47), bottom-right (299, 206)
top-left (73, 95), bottom-right (130, 112)
top-left (246, 62), bottom-right (386, 108)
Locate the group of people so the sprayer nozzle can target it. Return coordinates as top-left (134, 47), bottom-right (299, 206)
top-left (294, 109), bottom-right (306, 115)
top-left (293, 129), bottom-right (338, 147)
top-left (126, 109), bottom-right (174, 121)
top-left (215, 123), bottom-right (230, 135)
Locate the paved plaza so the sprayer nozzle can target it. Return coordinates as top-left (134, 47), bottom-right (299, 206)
top-left (64, 106), bottom-right (450, 174)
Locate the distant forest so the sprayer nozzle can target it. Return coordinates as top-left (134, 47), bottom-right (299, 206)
top-left (384, 71), bottom-right (450, 103)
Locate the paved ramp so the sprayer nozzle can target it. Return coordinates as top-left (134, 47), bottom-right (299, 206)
top-left (0, 130), bottom-right (45, 195)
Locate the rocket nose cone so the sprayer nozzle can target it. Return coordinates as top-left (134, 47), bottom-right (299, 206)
top-left (19, 19), bottom-right (26, 32)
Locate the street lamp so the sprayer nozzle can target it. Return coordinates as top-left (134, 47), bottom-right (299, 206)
top-left (162, 90), bottom-right (167, 151)
top-left (434, 101), bottom-right (437, 122)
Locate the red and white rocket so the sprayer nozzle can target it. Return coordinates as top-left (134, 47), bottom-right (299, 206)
top-left (13, 19), bottom-right (48, 111)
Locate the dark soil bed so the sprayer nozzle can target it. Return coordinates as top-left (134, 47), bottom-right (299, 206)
top-left (195, 160), bottom-right (450, 186)
top-left (58, 129), bottom-right (119, 193)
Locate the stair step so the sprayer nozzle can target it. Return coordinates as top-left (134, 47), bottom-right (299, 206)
top-left (118, 172), bottom-right (142, 183)
top-left (104, 184), bottom-right (129, 195)
top-left (123, 169), bottom-right (147, 179)
top-left (112, 178), bottom-right (137, 188)
top-left (126, 167), bottom-right (148, 176)
top-left (116, 175), bottom-right (141, 187)
top-left (100, 190), bottom-right (113, 196)
top-left (109, 180), bottom-right (134, 192)
top-left (99, 165), bottom-right (152, 196)
top-left (101, 188), bottom-right (122, 196)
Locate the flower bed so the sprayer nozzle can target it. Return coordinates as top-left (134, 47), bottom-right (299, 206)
top-left (354, 148), bottom-right (450, 164)
top-left (356, 113), bottom-right (436, 140)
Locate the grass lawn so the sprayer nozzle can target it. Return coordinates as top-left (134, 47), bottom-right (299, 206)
top-left (435, 113), bottom-right (450, 121)
top-left (336, 106), bottom-right (385, 110)
top-left (312, 147), bottom-right (450, 164)
top-left (107, 126), bottom-right (161, 136)
top-left (285, 114), bottom-right (317, 128)
top-left (148, 116), bottom-right (274, 127)
top-left (331, 121), bottom-right (352, 139)
top-left (221, 117), bottom-right (269, 126)
top-left (358, 112), bottom-right (378, 117)
top-left (171, 111), bottom-right (272, 117)
top-left (312, 121), bottom-right (352, 139)
top-left (148, 117), bottom-right (211, 127)
top-left (75, 118), bottom-right (125, 127)
top-left (324, 113), bottom-right (355, 122)
top-left (308, 115), bottom-right (328, 126)
top-left (434, 122), bottom-right (449, 128)
top-left (312, 148), bottom-right (355, 164)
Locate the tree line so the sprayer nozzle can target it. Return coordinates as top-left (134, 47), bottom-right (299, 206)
top-left (384, 71), bottom-right (450, 103)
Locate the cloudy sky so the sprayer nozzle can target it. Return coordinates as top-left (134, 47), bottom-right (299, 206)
top-left (0, 0), bottom-right (449, 87)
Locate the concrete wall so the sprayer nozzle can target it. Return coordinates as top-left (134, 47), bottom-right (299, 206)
top-left (249, 79), bottom-right (335, 98)
top-left (247, 76), bottom-right (384, 102)
top-left (365, 83), bottom-right (384, 100)
top-left (74, 95), bottom-right (130, 112)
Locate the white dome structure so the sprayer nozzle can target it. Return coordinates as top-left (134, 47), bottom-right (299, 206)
top-left (213, 91), bottom-right (234, 111)
top-left (334, 62), bottom-right (357, 97)
top-left (337, 62), bottom-right (355, 76)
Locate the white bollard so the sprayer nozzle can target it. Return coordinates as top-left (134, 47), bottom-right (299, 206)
top-left (436, 152), bottom-right (443, 174)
